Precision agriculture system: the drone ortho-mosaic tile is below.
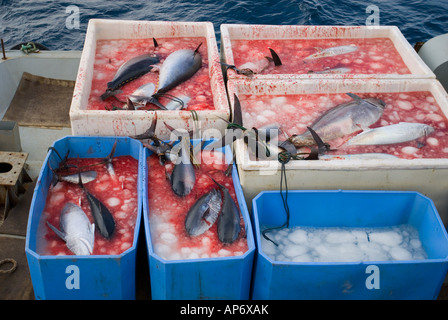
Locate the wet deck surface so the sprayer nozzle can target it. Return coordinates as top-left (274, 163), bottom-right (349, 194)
top-left (1, 176), bottom-right (447, 300)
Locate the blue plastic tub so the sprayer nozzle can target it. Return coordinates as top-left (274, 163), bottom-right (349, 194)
top-left (251, 190), bottom-right (448, 300)
top-left (142, 140), bottom-right (255, 300)
top-left (25, 136), bottom-right (143, 300)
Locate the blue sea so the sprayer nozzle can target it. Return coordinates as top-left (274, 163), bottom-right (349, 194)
top-left (0, 0), bottom-right (447, 51)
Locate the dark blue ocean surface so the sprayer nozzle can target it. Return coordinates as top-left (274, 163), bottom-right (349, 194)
top-left (0, 0), bottom-right (447, 51)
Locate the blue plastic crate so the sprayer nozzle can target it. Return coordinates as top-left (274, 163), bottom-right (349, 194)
top-left (142, 139), bottom-right (255, 300)
top-left (251, 189), bottom-right (448, 300)
top-left (25, 136), bottom-right (143, 300)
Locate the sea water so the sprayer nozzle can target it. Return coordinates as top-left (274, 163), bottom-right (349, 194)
top-left (260, 224), bottom-right (428, 263)
top-left (1, 0), bottom-right (447, 51)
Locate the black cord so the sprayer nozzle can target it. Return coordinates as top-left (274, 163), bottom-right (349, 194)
top-left (261, 151), bottom-right (291, 246)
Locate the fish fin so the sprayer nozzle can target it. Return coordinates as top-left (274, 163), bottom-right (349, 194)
top-left (307, 126), bottom-right (330, 155)
top-left (148, 96), bottom-right (167, 110)
top-left (153, 37), bottom-right (158, 48)
top-left (47, 221), bottom-right (66, 241)
top-left (100, 89), bottom-right (122, 101)
top-left (126, 97), bottom-right (136, 110)
top-left (346, 92), bottom-right (362, 102)
top-left (194, 43), bottom-right (202, 53)
top-left (268, 48), bottom-right (282, 66)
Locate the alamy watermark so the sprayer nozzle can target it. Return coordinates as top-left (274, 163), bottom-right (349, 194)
top-left (65, 5), bottom-right (80, 30)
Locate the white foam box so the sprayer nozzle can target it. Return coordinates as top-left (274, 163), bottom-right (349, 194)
top-left (227, 78), bottom-right (448, 225)
top-left (220, 24), bottom-right (435, 80)
top-left (70, 19), bottom-right (229, 138)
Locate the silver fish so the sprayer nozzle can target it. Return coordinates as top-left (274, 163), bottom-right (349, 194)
top-left (347, 122), bottom-right (435, 146)
top-left (57, 171), bottom-right (97, 185)
top-left (308, 67), bottom-right (351, 74)
top-left (320, 153), bottom-right (399, 160)
top-left (100, 52), bottom-right (160, 100)
top-left (288, 93), bottom-right (386, 147)
top-left (185, 188), bottom-right (222, 237)
top-left (304, 45), bottom-right (358, 60)
top-left (47, 202), bottom-right (95, 256)
top-left (156, 45), bottom-right (202, 95)
top-left (211, 178), bottom-right (241, 244)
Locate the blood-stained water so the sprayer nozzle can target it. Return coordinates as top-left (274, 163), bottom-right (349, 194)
top-left (37, 156), bottom-right (139, 256)
top-left (231, 38), bottom-right (410, 75)
top-left (88, 37), bottom-right (214, 111)
top-left (147, 150), bottom-right (248, 260)
top-left (239, 91), bottom-right (448, 159)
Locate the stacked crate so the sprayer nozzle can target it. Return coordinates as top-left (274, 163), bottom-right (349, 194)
top-left (220, 24), bottom-right (448, 299)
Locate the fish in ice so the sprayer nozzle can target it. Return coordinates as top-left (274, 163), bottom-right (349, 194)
top-left (346, 122), bottom-right (435, 146)
top-left (185, 188), bottom-right (222, 237)
top-left (210, 177), bottom-right (241, 244)
top-left (221, 47), bottom-right (282, 77)
top-left (320, 153), bottom-right (399, 160)
top-left (288, 93), bottom-right (386, 147)
top-left (167, 137), bottom-right (196, 197)
top-left (47, 202), bottom-right (95, 255)
top-left (148, 44), bottom-right (203, 109)
top-left (78, 171), bottom-right (116, 240)
top-left (304, 44), bottom-right (358, 60)
top-left (307, 67), bottom-right (351, 74)
top-left (100, 47), bottom-right (160, 100)
top-left (55, 170), bottom-right (97, 185)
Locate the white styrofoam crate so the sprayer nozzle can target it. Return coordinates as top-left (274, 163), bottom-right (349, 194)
top-left (70, 19), bottom-right (229, 138)
top-left (227, 78), bottom-right (448, 224)
top-left (220, 24), bottom-right (435, 80)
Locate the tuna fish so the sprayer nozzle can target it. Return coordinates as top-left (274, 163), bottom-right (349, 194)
top-left (221, 48), bottom-right (282, 77)
top-left (288, 93), bottom-right (386, 147)
top-left (185, 188), bottom-right (222, 237)
top-left (55, 170), bottom-right (97, 186)
top-left (346, 122), bottom-right (435, 146)
top-left (78, 171), bottom-right (115, 240)
top-left (100, 52), bottom-right (160, 100)
top-left (47, 202), bottom-right (95, 256)
top-left (167, 137), bottom-right (196, 197)
top-left (304, 44), bottom-right (358, 60)
top-left (210, 178), bottom-right (241, 244)
top-left (147, 44), bottom-right (202, 109)
top-left (319, 153), bottom-right (399, 160)
top-left (307, 67), bottom-right (351, 74)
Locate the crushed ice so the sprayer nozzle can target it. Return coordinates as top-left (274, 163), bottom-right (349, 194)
top-left (260, 224), bottom-right (427, 263)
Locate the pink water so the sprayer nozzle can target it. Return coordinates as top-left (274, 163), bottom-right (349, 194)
top-left (231, 38), bottom-right (410, 75)
top-left (88, 37), bottom-right (214, 111)
top-left (38, 156), bottom-right (139, 256)
top-left (240, 91), bottom-right (448, 159)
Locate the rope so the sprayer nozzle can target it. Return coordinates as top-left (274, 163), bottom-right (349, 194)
top-left (0, 258), bottom-right (17, 274)
top-left (261, 151), bottom-right (292, 246)
top-left (20, 42), bottom-right (40, 54)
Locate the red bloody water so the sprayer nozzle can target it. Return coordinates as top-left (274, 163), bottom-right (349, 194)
top-left (240, 91), bottom-right (448, 159)
top-left (88, 37), bottom-right (214, 111)
top-left (147, 150), bottom-right (248, 260)
top-left (231, 38), bottom-right (410, 75)
top-left (38, 156), bottom-right (139, 256)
